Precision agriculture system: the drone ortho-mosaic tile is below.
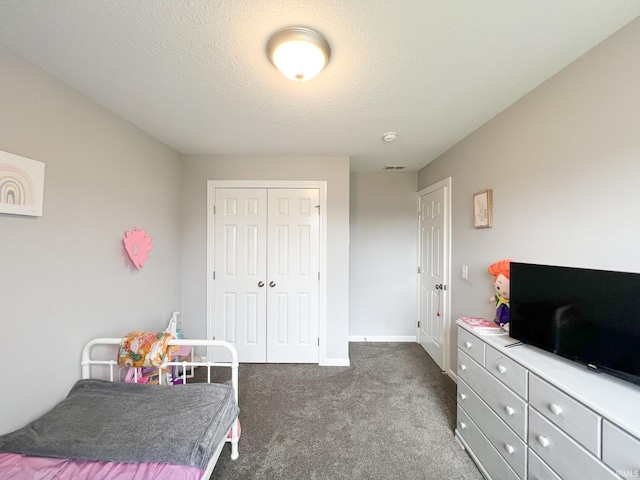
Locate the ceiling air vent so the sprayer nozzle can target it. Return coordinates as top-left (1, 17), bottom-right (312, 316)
top-left (382, 165), bottom-right (407, 171)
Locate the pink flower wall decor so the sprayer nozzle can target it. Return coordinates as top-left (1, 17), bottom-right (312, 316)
top-left (123, 227), bottom-right (153, 269)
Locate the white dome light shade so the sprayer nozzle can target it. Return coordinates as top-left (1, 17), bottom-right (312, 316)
top-left (272, 40), bottom-right (327, 82)
top-left (267, 27), bottom-right (331, 82)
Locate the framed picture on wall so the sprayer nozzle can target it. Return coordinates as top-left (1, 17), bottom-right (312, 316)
top-left (0, 150), bottom-right (45, 217)
top-left (473, 189), bottom-right (492, 228)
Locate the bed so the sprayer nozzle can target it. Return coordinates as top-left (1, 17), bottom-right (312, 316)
top-left (0, 338), bottom-right (240, 480)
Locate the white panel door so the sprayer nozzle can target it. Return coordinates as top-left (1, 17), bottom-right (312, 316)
top-left (213, 188), bottom-right (319, 363)
top-left (214, 189), bottom-right (268, 362)
top-left (266, 189), bottom-right (320, 363)
top-left (418, 186), bottom-right (447, 370)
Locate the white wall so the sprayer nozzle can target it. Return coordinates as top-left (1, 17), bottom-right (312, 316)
top-left (180, 155), bottom-right (350, 363)
top-left (418, 18), bottom-right (640, 377)
top-left (349, 172), bottom-right (418, 340)
top-left (0, 47), bottom-right (183, 434)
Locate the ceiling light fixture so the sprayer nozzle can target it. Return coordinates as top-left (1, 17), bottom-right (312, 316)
top-left (267, 27), bottom-right (331, 82)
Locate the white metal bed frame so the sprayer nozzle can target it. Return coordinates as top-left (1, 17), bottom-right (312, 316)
top-left (80, 338), bottom-right (240, 478)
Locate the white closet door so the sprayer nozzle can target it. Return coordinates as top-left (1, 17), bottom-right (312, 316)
top-left (266, 189), bottom-right (320, 363)
top-left (213, 187), bottom-right (320, 363)
top-left (213, 188), bottom-right (268, 362)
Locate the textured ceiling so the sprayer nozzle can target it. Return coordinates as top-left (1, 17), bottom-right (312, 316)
top-left (0, 1), bottom-right (639, 171)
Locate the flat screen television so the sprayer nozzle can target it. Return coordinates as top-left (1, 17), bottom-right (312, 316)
top-left (509, 262), bottom-right (640, 387)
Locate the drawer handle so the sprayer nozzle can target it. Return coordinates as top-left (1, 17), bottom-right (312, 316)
top-left (505, 406), bottom-right (515, 416)
top-left (497, 365), bottom-right (507, 374)
top-left (550, 403), bottom-right (563, 416)
top-left (464, 341), bottom-right (472, 349)
top-left (460, 422), bottom-right (467, 430)
top-left (505, 444), bottom-right (515, 455)
top-left (459, 393), bottom-right (467, 401)
top-left (460, 364), bottom-right (467, 371)
top-left (537, 435), bottom-right (550, 448)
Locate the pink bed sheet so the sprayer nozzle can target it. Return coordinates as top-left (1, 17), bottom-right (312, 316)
top-left (0, 453), bottom-right (204, 480)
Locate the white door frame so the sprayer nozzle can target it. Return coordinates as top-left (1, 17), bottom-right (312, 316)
top-left (417, 177), bottom-right (452, 378)
top-left (207, 180), bottom-right (328, 364)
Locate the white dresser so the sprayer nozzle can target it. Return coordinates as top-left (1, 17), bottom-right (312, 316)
top-left (455, 320), bottom-right (640, 480)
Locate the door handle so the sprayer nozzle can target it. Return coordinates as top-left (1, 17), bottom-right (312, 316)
top-left (258, 281), bottom-right (265, 287)
top-left (269, 281), bottom-right (276, 287)
top-left (435, 284), bottom-right (446, 290)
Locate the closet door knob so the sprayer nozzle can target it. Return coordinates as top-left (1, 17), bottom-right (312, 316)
top-left (505, 406), bottom-right (515, 416)
top-left (269, 281), bottom-right (276, 287)
top-left (459, 422), bottom-right (467, 430)
top-left (459, 393), bottom-right (467, 401)
top-left (258, 281), bottom-right (265, 287)
top-left (497, 365), bottom-right (507, 374)
top-left (464, 341), bottom-right (472, 349)
top-left (505, 444), bottom-right (515, 455)
top-left (460, 364), bottom-right (467, 371)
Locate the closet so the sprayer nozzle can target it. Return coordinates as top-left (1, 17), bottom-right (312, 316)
top-left (211, 187), bottom-right (320, 363)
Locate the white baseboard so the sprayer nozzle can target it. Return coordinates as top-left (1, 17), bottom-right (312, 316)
top-left (320, 358), bottom-right (350, 367)
top-left (348, 335), bottom-right (417, 342)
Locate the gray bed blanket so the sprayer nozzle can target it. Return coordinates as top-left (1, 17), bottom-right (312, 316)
top-left (0, 379), bottom-right (239, 470)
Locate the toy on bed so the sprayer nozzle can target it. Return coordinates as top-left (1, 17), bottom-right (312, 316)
top-left (118, 329), bottom-right (178, 384)
top-left (118, 312), bottom-right (193, 385)
top-left (0, 315), bottom-right (240, 480)
top-left (488, 258), bottom-right (512, 331)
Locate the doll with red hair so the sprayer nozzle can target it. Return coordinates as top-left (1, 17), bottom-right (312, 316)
top-left (488, 259), bottom-right (513, 330)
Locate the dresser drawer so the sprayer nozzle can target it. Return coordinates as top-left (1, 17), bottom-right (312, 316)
top-left (528, 449), bottom-right (561, 480)
top-left (528, 408), bottom-right (619, 480)
top-left (457, 406), bottom-right (520, 480)
top-left (458, 379), bottom-right (526, 478)
top-left (458, 328), bottom-right (485, 366)
top-left (602, 420), bottom-right (640, 475)
top-left (458, 350), bottom-right (527, 439)
top-left (486, 345), bottom-right (528, 399)
top-left (529, 374), bottom-right (601, 456)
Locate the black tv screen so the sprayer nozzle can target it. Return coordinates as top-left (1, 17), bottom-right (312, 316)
top-left (509, 262), bottom-right (640, 386)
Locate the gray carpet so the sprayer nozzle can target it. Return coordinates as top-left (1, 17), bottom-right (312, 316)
top-left (204, 342), bottom-right (483, 479)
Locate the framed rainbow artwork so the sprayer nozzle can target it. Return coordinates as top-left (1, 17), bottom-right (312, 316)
top-left (0, 150), bottom-right (45, 217)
